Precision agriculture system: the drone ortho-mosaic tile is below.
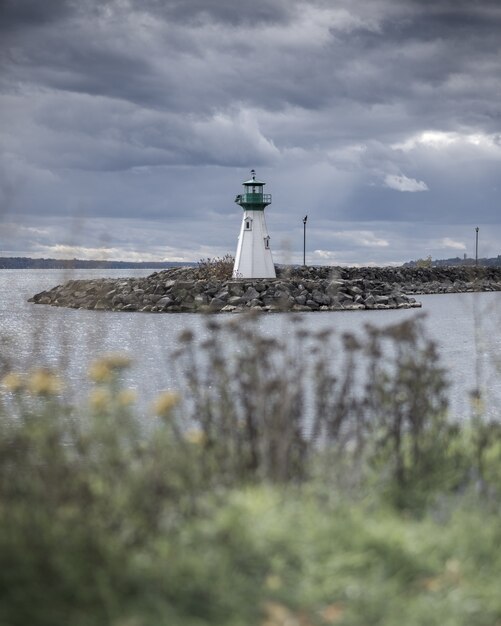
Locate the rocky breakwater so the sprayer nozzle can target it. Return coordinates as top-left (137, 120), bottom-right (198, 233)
top-left (28, 266), bottom-right (421, 313)
top-left (288, 265), bottom-right (501, 295)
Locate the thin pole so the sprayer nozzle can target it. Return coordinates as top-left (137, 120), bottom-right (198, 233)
top-left (303, 215), bottom-right (308, 266)
top-left (475, 227), bottom-right (479, 266)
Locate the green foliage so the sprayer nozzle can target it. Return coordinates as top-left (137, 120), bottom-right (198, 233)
top-left (1, 318), bottom-right (501, 624)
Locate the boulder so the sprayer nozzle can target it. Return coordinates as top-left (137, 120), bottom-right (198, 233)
top-left (243, 286), bottom-right (260, 301)
top-left (157, 296), bottom-right (174, 308)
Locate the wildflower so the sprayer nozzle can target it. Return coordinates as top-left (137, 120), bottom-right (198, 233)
top-left (89, 354), bottom-right (132, 383)
top-left (117, 389), bottom-right (137, 407)
top-left (184, 428), bottom-right (206, 446)
top-left (27, 368), bottom-right (63, 396)
top-left (261, 601), bottom-right (296, 626)
top-left (152, 391), bottom-right (180, 417)
top-left (265, 574), bottom-right (282, 591)
top-left (1, 372), bottom-right (24, 393)
top-left (101, 354), bottom-right (132, 370)
top-left (89, 388), bottom-right (111, 412)
top-left (88, 360), bottom-right (113, 383)
top-left (320, 603), bottom-right (345, 624)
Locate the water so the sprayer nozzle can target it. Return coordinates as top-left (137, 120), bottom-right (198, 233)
top-left (1, 269), bottom-right (501, 418)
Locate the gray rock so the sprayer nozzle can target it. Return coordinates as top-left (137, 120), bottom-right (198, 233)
top-left (174, 281), bottom-right (195, 290)
top-left (157, 296), bottom-right (174, 308)
top-left (338, 292), bottom-right (353, 303)
top-left (311, 289), bottom-right (325, 304)
top-left (226, 282), bottom-right (244, 296)
top-left (326, 280), bottom-right (346, 295)
top-left (247, 298), bottom-right (262, 307)
top-left (194, 293), bottom-right (209, 305)
top-left (349, 285), bottom-right (364, 296)
top-left (172, 288), bottom-right (188, 300)
top-left (215, 289), bottom-right (229, 301)
top-left (243, 286), bottom-right (260, 301)
top-left (209, 297), bottom-right (225, 310)
top-left (305, 299), bottom-right (320, 310)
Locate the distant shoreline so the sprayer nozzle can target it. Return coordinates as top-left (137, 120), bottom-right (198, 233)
top-left (4, 255), bottom-right (501, 270)
top-left (0, 257), bottom-right (194, 270)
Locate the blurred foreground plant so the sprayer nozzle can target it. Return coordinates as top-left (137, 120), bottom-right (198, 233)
top-left (172, 314), bottom-right (467, 506)
top-left (1, 315), bottom-right (501, 625)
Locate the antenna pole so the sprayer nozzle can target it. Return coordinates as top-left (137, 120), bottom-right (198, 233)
top-left (303, 215), bottom-right (308, 266)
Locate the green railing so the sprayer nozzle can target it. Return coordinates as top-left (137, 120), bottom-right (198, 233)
top-left (235, 193), bottom-right (272, 205)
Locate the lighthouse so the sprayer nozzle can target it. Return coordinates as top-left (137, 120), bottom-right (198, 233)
top-left (233, 170), bottom-right (276, 279)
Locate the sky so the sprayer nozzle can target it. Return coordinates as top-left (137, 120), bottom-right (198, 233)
top-left (0, 0), bottom-right (500, 265)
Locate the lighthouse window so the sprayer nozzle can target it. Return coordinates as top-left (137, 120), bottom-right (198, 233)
top-left (264, 236), bottom-right (270, 249)
top-left (245, 220), bottom-right (252, 231)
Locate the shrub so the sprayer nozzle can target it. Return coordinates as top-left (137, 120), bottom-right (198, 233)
top-left (196, 254), bottom-right (234, 280)
top-left (415, 255), bottom-right (433, 268)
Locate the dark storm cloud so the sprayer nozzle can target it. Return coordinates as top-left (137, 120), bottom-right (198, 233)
top-left (134, 0), bottom-right (293, 26)
top-left (0, 0), bottom-right (72, 32)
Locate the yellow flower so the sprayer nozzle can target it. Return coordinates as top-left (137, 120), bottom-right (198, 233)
top-left (88, 360), bottom-right (113, 383)
top-left (89, 388), bottom-right (111, 412)
top-left (265, 574), bottom-right (282, 591)
top-left (320, 603), bottom-right (345, 624)
top-left (262, 601), bottom-right (316, 626)
top-left (117, 389), bottom-right (137, 407)
top-left (152, 391), bottom-right (180, 417)
top-left (261, 602), bottom-right (296, 626)
top-left (1, 372), bottom-right (25, 393)
top-left (101, 354), bottom-right (132, 370)
top-left (88, 354), bottom-right (132, 383)
top-left (27, 368), bottom-right (63, 396)
top-left (184, 428), bottom-right (206, 446)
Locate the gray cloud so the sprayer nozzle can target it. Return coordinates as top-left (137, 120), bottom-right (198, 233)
top-left (1, 0), bottom-right (500, 264)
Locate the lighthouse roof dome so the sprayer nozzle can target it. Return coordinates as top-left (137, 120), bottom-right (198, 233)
top-left (243, 177), bottom-right (266, 186)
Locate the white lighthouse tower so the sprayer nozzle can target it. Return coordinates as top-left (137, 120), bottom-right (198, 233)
top-left (233, 170), bottom-right (276, 279)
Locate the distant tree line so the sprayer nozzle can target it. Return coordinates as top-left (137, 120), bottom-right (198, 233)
top-left (0, 257), bottom-right (192, 270)
top-left (404, 255), bottom-right (501, 268)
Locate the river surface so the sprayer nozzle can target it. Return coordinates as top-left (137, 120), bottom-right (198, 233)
top-left (1, 269), bottom-right (501, 419)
